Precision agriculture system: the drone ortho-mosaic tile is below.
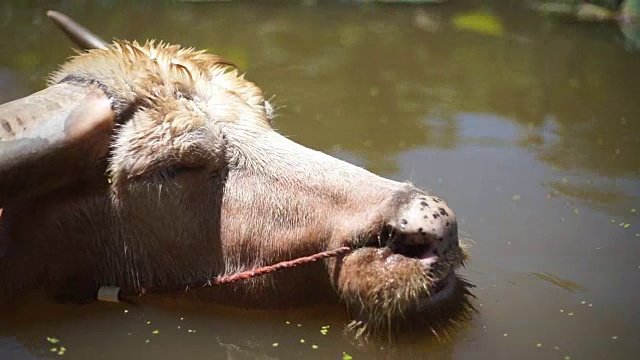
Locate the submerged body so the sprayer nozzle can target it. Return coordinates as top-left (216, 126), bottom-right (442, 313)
top-left (0, 15), bottom-right (473, 341)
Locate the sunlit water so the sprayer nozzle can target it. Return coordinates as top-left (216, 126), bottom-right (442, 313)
top-left (1, 1), bottom-right (639, 359)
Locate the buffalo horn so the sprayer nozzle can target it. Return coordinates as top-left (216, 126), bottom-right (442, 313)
top-left (47, 10), bottom-right (109, 50)
top-left (0, 83), bottom-right (115, 206)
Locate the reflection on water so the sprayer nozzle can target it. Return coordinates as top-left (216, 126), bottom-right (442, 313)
top-left (1, 0), bottom-right (639, 359)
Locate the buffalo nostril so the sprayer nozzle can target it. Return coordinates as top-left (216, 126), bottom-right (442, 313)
top-left (391, 194), bottom-right (458, 257)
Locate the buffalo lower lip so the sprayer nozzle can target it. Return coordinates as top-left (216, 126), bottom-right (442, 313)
top-left (418, 272), bottom-right (456, 308)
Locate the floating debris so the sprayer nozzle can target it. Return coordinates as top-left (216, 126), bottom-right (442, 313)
top-left (300, 339), bottom-right (305, 344)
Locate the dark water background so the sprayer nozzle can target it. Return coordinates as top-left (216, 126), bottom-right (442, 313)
top-left (0, 1), bottom-right (639, 359)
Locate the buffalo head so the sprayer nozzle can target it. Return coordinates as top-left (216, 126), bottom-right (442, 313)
top-left (0, 11), bottom-right (474, 342)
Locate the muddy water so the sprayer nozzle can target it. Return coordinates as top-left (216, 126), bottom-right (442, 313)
top-left (1, 1), bottom-right (639, 359)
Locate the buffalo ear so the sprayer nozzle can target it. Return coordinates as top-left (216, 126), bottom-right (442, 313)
top-left (0, 83), bottom-right (116, 206)
top-left (47, 10), bottom-right (109, 50)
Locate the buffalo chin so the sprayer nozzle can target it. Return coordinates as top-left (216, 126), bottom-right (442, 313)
top-left (336, 246), bottom-right (475, 343)
top-left (345, 275), bottom-right (475, 344)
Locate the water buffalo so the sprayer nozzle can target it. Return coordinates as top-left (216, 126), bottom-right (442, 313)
top-left (0, 11), bottom-right (473, 341)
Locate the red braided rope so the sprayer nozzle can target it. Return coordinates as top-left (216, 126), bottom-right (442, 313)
top-left (119, 246), bottom-right (352, 300)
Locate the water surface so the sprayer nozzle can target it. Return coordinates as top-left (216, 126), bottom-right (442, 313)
top-left (1, 1), bottom-right (639, 359)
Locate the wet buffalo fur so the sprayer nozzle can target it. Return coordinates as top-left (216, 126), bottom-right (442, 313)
top-left (0, 41), bottom-right (474, 342)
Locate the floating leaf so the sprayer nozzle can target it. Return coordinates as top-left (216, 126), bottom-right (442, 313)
top-left (452, 10), bottom-right (504, 37)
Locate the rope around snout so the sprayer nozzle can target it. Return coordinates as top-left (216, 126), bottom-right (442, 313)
top-left (97, 246), bottom-right (352, 303)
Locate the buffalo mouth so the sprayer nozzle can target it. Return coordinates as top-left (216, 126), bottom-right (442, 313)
top-left (337, 226), bottom-right (473, 337)
top-left (337, 231), bottom-right (474, 342)
top-left (359, 227), bottom-right (466, 304)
